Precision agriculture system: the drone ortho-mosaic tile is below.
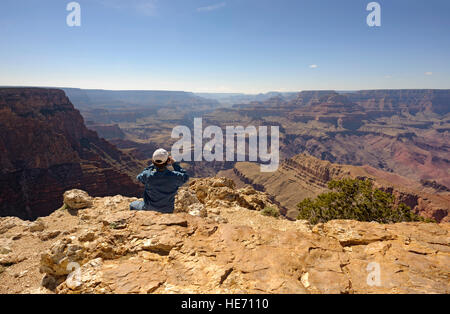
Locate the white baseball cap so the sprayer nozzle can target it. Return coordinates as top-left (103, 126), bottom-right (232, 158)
top-left (152, 148), bottom-right (169, 165)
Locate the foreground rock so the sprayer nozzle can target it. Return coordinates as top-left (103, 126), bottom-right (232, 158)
top-left (0, 181), bottom-right (449, 294)
top-left (174, 177), bottom-right (277, 221)
top-left (63, 190), bottom-right (93, 210)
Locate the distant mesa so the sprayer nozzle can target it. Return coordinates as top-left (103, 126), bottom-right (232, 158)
top-left (205, 89), bottom-right (450, 188)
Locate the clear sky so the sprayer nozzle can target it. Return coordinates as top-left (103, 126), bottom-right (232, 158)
top-left (0, 0), bottom-right (449, 93)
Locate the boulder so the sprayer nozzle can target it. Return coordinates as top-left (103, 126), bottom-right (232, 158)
top-left (29, 219), bottom-right (46, 232)
top-left (175, 177), bottom-right (279, 216)
top-left (0, 238), bottom-right (12, 255)
top-left (63, 190), bottom-right (93, 210)
top-left (39, 230), bottom-right (61, 241)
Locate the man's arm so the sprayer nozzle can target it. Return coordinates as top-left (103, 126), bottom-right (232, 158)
top-left (172, 162), bottom-right (189, 184)
top-left (137, 164), bottom-right (155, 184)
top-left (136, 171), bottom-right (147, 184)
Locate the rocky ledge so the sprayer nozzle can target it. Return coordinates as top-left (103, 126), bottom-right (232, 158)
top-left (0, 178), bottom-right (449, 294)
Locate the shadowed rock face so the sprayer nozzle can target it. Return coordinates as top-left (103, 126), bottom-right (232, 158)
top-left (0, 88), bottom-right (143, 220)
top-left (1, 183), bottom-right (448, 294)
top-left (85, 123), bottom-right (126, 141)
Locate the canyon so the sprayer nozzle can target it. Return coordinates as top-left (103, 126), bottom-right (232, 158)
top-left (0, 88), bottom-right (449, 295)
top-left (0, 88), bottom-right (144, 220)
top-left (1, 87), bottom-right (449, 224)
top-left (205, 90), bottom-right (450, 187)
top-left (75, 89), bottom-right (449, 188)
top-left (219, 154), bottom-right (450, 222)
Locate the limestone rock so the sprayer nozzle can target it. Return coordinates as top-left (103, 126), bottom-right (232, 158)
top-left (39, 201), bottom-right (450, 294)
top-left (78, 230), bottom-right (96, 243)
top-left (63, 190), bottom-right (93, 210)
top-left (0, 217), bottom-right (26, 235)
top-left (29, 219), bottom-right (46, 232)
top-left (315, 220), bottom-right (396, 246)
top-left (0, 253), bottom-right (27, 266)
top-left (1, 179), bottom-right (449, 294)
top-left (0, 238), bottom-right (12, 255)
top-left (39, 230), bottom-right (61, 241)
top-left (101, 211), bottom-right (135, 229)
top-left (175, 177), bottom-right (279, 217)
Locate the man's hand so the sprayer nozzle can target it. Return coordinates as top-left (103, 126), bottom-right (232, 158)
top-left (167, 156), bottom-right (176, 165)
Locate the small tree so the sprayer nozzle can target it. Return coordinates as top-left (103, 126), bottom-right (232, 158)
top-left (297, 178), bottom-right (428, 224)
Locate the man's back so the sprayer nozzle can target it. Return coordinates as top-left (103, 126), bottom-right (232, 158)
top-left (133, 163), bottom-right (189, 213)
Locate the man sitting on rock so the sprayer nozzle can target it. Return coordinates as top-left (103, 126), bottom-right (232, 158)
top-left (130, 148), bottom-right (189, 213)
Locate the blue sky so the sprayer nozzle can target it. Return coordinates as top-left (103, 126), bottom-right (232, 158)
top-left (0, 0), bottom-right (449, 93)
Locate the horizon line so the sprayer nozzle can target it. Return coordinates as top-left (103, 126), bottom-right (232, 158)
top-left (1, 85), bottom-right (450, 95)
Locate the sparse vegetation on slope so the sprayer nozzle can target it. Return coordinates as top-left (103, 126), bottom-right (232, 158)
top-left (261, 206), bottom-right (280, 218)
top-left (297, 178), bottom-right (431, 224)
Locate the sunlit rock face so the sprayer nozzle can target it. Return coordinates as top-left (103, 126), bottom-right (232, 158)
top-left (221, 154), bottom-right (450, 222)
top-left (206, 89), bottom-right (450, 189)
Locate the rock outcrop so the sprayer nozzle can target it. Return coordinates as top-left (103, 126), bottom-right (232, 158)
top-left (0, 180), bottom-right (448, 294)
top-left (85, 123), bottom-right (126, 140)
top-left (0, 88), bottom-right (144, 220)
top-left (175, 178), bottom-right (276, 219)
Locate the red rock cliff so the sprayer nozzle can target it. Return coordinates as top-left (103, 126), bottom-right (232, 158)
top-left (0, 88), bottom-right (143, 220)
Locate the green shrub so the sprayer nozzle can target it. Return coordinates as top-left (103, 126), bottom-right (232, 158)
top-left (262, 206), bottom-right (280, 218)
top-left (297, 178), bottom-right (428, 224)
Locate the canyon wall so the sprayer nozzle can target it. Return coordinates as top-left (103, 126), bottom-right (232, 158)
top-left (0, 88), bottom-right (143, 220)
top-left (344, 89), bottom-right (450, 115)
top-left (207, 90), bottom-right (450, 188)
top-left (221, 154), bottom-right (450, 222)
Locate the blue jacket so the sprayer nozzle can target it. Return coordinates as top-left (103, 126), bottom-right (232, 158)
top-left (137, 163), bottom-right (189, 213)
